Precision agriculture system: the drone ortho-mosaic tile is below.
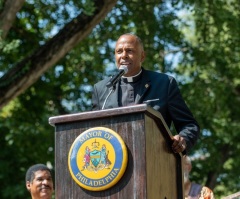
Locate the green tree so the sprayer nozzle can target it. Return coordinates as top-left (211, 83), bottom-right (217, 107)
top-left (175, 1), bottom-right (240, 197)
top-left (0, 0), bottom-right (117, 108)
top-left (0, 0), bottom-right (239, 198)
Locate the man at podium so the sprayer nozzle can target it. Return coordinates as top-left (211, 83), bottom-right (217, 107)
top-left (92, 33), bottom-right (200, 154)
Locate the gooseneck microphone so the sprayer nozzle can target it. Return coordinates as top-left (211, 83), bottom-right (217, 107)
top-left (106, 65), bottom-right (128, 88)
top-left (102, 65), bottom-right (128, 110)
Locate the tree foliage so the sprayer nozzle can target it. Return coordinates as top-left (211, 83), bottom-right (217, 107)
top-left (175, 1), bottom-right (240, 196)
top-left (0, 0), bottom-right (239, 198)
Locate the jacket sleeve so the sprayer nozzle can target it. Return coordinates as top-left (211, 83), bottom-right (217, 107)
top-left (167, 77), bottom-right (200, 153)
top-left (92, 84), bottom-right (100, 111)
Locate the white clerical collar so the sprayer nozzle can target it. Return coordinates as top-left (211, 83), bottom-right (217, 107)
top-left (122, 69), bottom-right (142, 83)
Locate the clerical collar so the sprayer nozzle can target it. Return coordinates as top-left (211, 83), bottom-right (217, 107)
top-left (121, 69), bottom-right (142, 83)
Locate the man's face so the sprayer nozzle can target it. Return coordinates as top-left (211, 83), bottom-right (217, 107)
top-left (115, 35), bottom-right (145, 77)
top-left (26, 170), bottom-right (53, 199)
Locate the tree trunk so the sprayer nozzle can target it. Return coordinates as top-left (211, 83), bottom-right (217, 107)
top-left (0, 0), bottom-right (25, 39)
top-left (206, 144), bottom-right (230, 189)
top-left (0, 0), bottom-right (117, 109)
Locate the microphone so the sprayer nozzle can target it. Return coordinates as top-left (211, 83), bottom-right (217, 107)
top-left (106, 65), bottom-right (128, 88)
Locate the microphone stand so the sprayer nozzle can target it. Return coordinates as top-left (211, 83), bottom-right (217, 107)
top-left (102, 65), bottom-right (127, 110)
top-left (101, 85), bottom-right (116, 110)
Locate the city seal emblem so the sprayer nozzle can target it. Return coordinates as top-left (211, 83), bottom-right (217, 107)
top-left (68, 127), bottom-right (128, 191)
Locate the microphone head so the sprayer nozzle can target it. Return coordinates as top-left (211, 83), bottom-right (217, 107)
top-left (119, 65), bottom-right (128, 74)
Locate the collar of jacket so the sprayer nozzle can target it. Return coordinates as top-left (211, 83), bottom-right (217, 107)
top-left (108, 67), bottom-right (152, 105)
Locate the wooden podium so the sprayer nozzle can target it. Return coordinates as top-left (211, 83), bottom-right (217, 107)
top-left (49, 104), bottom-right (184, 199)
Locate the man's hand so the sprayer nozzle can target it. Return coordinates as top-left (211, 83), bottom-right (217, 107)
top-left (172, 135), bottom-right (186, 153)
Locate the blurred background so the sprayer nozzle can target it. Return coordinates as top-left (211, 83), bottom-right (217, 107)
top-left (0, 0), bottom-right (239, 198)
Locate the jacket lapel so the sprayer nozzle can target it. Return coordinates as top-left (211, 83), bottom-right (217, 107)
top-left (104, 68), bottom-right (152, 107)
top-left (135, 69), bottom-right (151, 104)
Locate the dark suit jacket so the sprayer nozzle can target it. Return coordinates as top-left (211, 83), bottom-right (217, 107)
top-left (92, 68), bottom-right (200, 153)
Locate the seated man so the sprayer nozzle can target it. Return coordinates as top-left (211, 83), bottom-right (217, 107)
top-left (183, 156), bottom-right (215, 199)
top-left (25, 164), bottom-right (54, 199)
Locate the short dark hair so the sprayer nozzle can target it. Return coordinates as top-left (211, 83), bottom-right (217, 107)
top-left (25, 164), bottom-right (52, 183)
top-left (119, 33), bottom-right (144, 50)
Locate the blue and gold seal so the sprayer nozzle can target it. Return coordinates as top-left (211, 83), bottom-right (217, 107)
top-left (68, 127), bottom-right (128, 191)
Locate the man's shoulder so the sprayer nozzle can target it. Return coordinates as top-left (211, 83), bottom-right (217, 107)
top-left (190, 182), bottom-right (203, 195)
top-left (142, 68), bottom-right (175, 81)
top-left (94, 77), bottom-right (111, 86)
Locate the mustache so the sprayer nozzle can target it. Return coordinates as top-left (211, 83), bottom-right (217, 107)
top-left (40, 185), bottom-right (51, 189)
